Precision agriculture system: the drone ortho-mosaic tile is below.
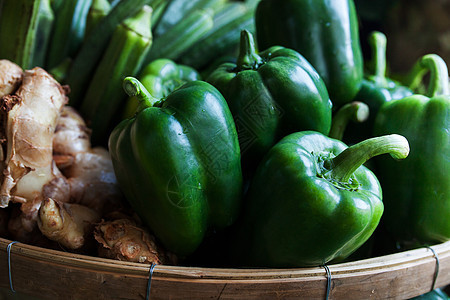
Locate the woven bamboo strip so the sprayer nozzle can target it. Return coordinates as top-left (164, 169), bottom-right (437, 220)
top-left (0, 238), bottom-right (448, 299)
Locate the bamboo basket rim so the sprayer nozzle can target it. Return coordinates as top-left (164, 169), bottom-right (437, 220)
top-left (1, 237), bottom-right (449, 279)
top-left (0, 237), bottom-right (449, 299)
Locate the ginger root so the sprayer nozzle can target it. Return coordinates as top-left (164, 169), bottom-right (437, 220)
top-left (53, 106), bottom-right (124, 216)
top-left (38, 198), bottom-right (100, 250)
top-left (64, 147), bottom-right (123, 214)
top-left (0, 60), bottom-right (22, 98)
top-left (0, 60), bottom-right (23, 185)
top-left (38, 106), bottom-right (122, 250)
top-left (0, 67), bottom-right (68, 207)
top-left (94, 219), bottom-right (175, 265)
top-left (7, 205), bottom-right (59, 249)
top-left (53, 106), bottom-right (91, 167)
top-left (0, 62), bottom-right (143, 257)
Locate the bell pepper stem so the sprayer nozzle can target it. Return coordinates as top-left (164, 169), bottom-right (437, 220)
top-left (329, 101), bottom-right (369, 141)
top-left (368, 31), bottom-right (388, 86)
top-left (236, 29), bottom-right (263, 71)
top-left (123, 76), bottom-right (159, 110)
top-left (406, 54), bottom-right (449, 97)
top-left (327, 134), bottom-right (409, 182)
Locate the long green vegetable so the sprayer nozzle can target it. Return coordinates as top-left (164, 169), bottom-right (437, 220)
top-left (31, 0), bottom-right (54, 67)
top-left (80, 5), bottom-right (153, 145)
top-left (150, 0), bottom-right (168, 29)
top-left (0, 0), bottom-right (42, 69)
top-left (65, 0), bottom-right (152, 107)
top-left (46, 0), bottom-right (93, 69)
top-left (180, 3), bottom-right (254, 69)
top-left (153, 0), bottom-right (225, 37)
top-left (85, 0), bottom-right (111, 36)
top-left (144, 8), bottom-right (214, 64)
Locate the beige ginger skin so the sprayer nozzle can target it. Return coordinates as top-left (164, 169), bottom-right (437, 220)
top-left (0, 67), bottom-right (68, 208)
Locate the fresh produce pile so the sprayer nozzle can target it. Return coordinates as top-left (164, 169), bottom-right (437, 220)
top-left (0, 0), bottom-right (448, 283)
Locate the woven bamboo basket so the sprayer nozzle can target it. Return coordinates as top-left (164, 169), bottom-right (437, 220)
top-left (0, 237), bottom-right (448, 299)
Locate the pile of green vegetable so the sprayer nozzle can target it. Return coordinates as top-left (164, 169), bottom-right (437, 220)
top-left (0, 0), bottom-right (448, 276)
top-left (0, 0), bottom-right (257, 144)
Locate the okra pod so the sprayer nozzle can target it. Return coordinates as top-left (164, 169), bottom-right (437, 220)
top-left (150, 0), bottom-right (168, 29)
top-left (49, 57), bottom-right (72, 83)
top-left (46, 0), bottom-right (93, 69)
top-left (212, 2), bottom-right (248, 31)
top-left (65, 0), bottom-right (152, 107)
top-left (144, 8), bottom-right (214, 64)
top-left (31, 0), bottom-right (54, 68)
top-left (180, 5), bottom-right (255, 70)
top-left (80, 5), bottom-right (153, 145)
top-left (153, 0), bottom-right (225, 37)
top-left (85, 0), bottom-right (111, 36)
top-left (50, 0), bottom-right (63, 12)
top-left (0, 0), bottom-right (42, 69)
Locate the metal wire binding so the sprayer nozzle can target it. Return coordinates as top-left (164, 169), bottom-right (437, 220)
top-left (146, 263), bottom-right (157, 300)
top-left (425, 246), bottom-right (440, 291)
top-left (322, 264), bottom-right (331, 300)
top-left (7, 241), bottom-right (19, 293)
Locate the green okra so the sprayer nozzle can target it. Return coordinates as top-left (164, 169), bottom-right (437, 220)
top-left (65, 0), bottom-right (152, 107)
top-left (153, 0), bottom-right (225, 37)
top-left (85, 0), bottom-right (111, 36)
top-left (46, 0), bottom-right (93, 69)
top-left (179, 3), bottom-right (254, 69)
top-left (31, 0), bottom-right (54, 68)
top-left (0, 0), bottom-right (42, 69)
top-left (144, 8), bottom-right (214, 64)
top-left (80, 5), bottom-right (153, 146)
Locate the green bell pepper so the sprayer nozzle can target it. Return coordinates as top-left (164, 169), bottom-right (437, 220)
top-left (123, 58), bottom-right (201, 118)
top-left (109, 77), bottom-right (243, 257)
top-left (373, 54), bottom-right (450, 245)
top-left (231, 131), bottom-right (409, 267)
top-left (347, 31), bottom-right (413, 144)
top-left (254, 0), bottom-right (364, 107)
top-left (207, 30), bottom-right (332, 176)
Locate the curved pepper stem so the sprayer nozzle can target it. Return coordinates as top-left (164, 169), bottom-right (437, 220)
top-left (329, 101), bottom-right (369, 141)
top-left (327, 134), bottom-right (409, 182)
top-left (406, 54), bottom-right (450, 97)
top-left (367, 31), bottom-right (388, 86)
top-left (236, 30), bottom-right (264, 71)
top-left (123, 76), bottom-right (160, 112)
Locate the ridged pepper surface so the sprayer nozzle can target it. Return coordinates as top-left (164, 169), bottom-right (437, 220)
top-left (255, 0), bottom-right (363, 107)
top-left (231, 131), bottom-right (409, 267)
top-left (109, 77), bottom-right (243, 257)
top-left (207, 30), bottom-right (332, 176)
top-left (374, 54), bottom-right (450, 245)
